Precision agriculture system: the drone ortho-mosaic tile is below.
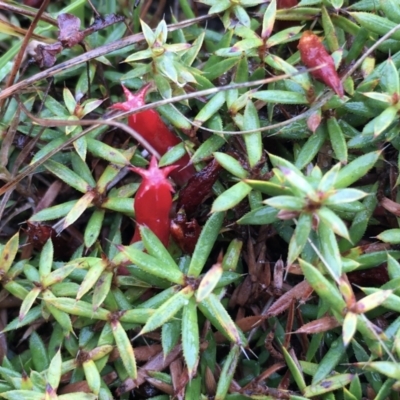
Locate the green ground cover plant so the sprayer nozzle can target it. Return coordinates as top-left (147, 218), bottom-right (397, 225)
top-left (1, 0), bottom-right (400, 398)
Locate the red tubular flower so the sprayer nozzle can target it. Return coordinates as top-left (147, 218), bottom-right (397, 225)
top-left (111, 84), bottom-right (195, 187)
top-left (130, 156), bottom-right (177, 247)
top-left (298, 31), bottom-right (344, 98)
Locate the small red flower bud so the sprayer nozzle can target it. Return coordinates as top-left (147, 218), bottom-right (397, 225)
top-left (111, 84), bottom-right (195, 186)
top-left (130, 156), bottom-right (177, 247)
top-left (298, 31), bottom-right (344, 98)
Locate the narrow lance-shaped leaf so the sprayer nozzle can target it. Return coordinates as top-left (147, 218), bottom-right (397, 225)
top-left (267, 26), bottom-right (303, 48)
top-left (76, 259), bottom-right (107, 300)
top-left (383, 57), bottom-right (400, 95)
top-left (47, 349), bottom-right (62, 390)
top-left (288, 213), bottom-right (312, 266)
top-left (86, 138), bottom-right (130, 165)
top-left (162, 318), bottom-right (181, 357)
top-left (44, 297), bottom-right (109, 320)
top-left (304, 374), bottom-right (354, 398)
top-left (215, 345), bottom-right (240, 400)
top-left (193, 92), bottom-right (226, 126)
top-left (280, 167), bottom-right (315, 198)
top-left (325, 188), bottom-right (367, 205)
top-left (327, 117), bottom-right (347, 164)
top-left (318, 219), bottom-right (343, 279)
top-left (118, 244), bottom-right (185, 284)
top-left (299, 259), bottom-right (346, 314)
top-left (262, 0), bottom-right (277, 38)
top-left (30, 331), bottom-right (49, 372)
top-left (312, 336), bottom-right (346, 384)
top-left (264, 195), bottom-right (306, 211)
top-left (139, 226), bottom-right (179, 272)
top-left (44, 159), bottom-right (90, 193)
top-left (39, 239), bottom-right (53, 278)
top-left (196, 261), bottom-right (223, 302)
top-left (41, 263), bottom-right (77, 288)
top-left (252, 90), bottom-right (308, 104)
top-left (211, 182), bottom-right (252, 213)
top-left (281, 347), bottom-right (306, 392)
top-left (140, 286), bottom-right (194, 335)
top-left (373, 106), bottom-right (398, 137)
top-left (243, 100), bottom-right (262, 168)
top-left (182, 297), bottom-right (199, 379)
top-left (342, 311), bottom-right (357, 346)
top-left (92, 271), bottom-right (113, 311)
top-left (318, 207), bottom-right (350, 240)
top-left (19, 287), bottom-right (41, 322)
top-left (84, 208), bottom-right (105, 248)
top-left (335, 151), bottom-right (380, 189)
top-left (198, 293), bottom-right (247, 346)
top-left (62, 191), bottom-right (96, 231)
top-left (0, 232), bottom-right (19, 274)
top-left (188, 212), bottom-right (224, 277)
top-left (213, 152), bottom-right (248, 179)
top-left (42, 292), bottom-right (74, 335)
top-left (82, 360), bottom-right (101, 395)
top-left (377, 229), bottom-right (400, 244)
top-left (353, 361), bottom-right (400, 380)
top-left (354, 289), bottom-right (393, 313)
top-left (222, 239), bottom-right (243, 271)
top-left (111, 320), bottom-right (137, 380)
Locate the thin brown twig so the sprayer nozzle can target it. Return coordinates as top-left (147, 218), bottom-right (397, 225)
top-left (0, 1), bottom-right (57, 26)
top-left (0, 14), bottom-right (214, 104)
top-left (0, 0), bottom-right (50, 110)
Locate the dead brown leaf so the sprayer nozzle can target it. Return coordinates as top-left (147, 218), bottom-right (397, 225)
top-left (294, 315), bottom-right (340, 334)
top-left (267, 280), bottom-right (313, 317)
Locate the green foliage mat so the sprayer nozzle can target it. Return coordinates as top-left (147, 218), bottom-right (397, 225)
top-left (0, 0), bottom-right (400, 398)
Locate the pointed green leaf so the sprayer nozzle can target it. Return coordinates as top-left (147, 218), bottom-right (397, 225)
top-left (0, 232), bottom-right (19, 274)
top-left (76, 259), bottom-right (107, 300)
top-left (213, 152), bottom-right (248, 179)
top-left (211, 182), bottom-right (252, 212)
top-left (39, 239), bottom-right (53, 278)
top-left (111, 320), bottom-right (137, 379)
top-left (19, 287), bottom-right (41, 322)
top-left (288, 213), bottom-right (312, 265)
top-left (299, 259), bottom-right (346, 313)
top-left (335, 151), bottom-right (380, 188)
top-left (63, 191), bottom-right (95, 231)
top-left (188, 212), bottom-right (224, 277)
top-left (198, 294), bottom-right (247, 346)
top-left (41, 263), bottom-right (77, 288)
top-left (252, 90), bottom-right (308, 104)
top-left (140, 286), bottom-right (194, 335)
top-left (318, 207), bottom-right (350, 240)
top-left (327, 117), bottom-right (347, 164)
top-left (82, 360), bottom-right (101, 395)
top-left (44, 160), bottom-right (90, 193)
top-left (182, 297), bottom-right (199, 379)
top-left (282, 347), bottom-right (306, 391)
top-left (215, 345), bottom-right (240, 400)
top-left (44, 297), bottom-right (109, 320)
top-left (262, 0), bottom-right (277, 38)
top-left (92, 271), bottom-right (113, 311)
top-left (196, 262), bottom-right (223, 302)
top-left (304, 374), bottom-right (354, 397)
top-left (139, 226), bottom-right (179, 272)
top-left (119, 245), bottom-right (185, 284)
top-left (47, 349), bottom-right (62, 390)
top-left (237, 206), bottom-right (279, 225)
top-left (312, 336), bottom-right (346, 383)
